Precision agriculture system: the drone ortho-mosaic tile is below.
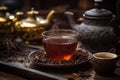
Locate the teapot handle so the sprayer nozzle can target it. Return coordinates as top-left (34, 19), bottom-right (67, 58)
top-left (111, 16), bottom-right (120, 36)
top-left (109, 48), bottom-right (116, 53)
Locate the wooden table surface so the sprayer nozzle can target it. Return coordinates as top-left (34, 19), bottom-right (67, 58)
top-left (0, 71), bottom-right (27, 80)
top-left (0, 44), bottom-right (120, 80)
top-left (57, 69), bottom-right (120, 80)
top-left (0, 68), bottom-right (120, 80)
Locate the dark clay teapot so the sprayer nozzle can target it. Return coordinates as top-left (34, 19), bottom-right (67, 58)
top-left (65, 0), bottom-right (120, 53)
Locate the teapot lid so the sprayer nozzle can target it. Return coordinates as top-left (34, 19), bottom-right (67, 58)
top-left (0, 4), bottom-right (8, 10)
top-left (84, 0), bottom-right (113, 20)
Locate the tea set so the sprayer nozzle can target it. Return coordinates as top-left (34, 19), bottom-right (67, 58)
top-left (0, 0), bottom-right (120, 76)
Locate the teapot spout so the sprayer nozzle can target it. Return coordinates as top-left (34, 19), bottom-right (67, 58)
top-left (46, 10), bottom-right (55, 25)
top-left (64, 11), bottom-right (78, 29)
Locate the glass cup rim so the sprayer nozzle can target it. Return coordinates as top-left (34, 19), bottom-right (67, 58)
top-left (42, 29), bottom-right (79, 38)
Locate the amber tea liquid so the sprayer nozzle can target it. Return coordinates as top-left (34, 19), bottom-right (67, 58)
top-left (43, 37), bottom-right (77, 61)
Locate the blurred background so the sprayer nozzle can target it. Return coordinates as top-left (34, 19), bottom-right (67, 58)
top-left (0, 0), bottom-right (116, 14)
top-left (0, 0), bottom-right (118, 45)
top-left (0, 0), bottom-right (117, 26)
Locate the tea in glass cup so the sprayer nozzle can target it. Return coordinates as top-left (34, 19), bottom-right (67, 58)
top-left (42, 29), bottom-right (79, 61)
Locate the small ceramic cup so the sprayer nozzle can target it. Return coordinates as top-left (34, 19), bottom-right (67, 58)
top-left (91, 52), bottom-right (119, 75)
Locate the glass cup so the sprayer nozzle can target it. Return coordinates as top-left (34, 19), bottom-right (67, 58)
top-left (42, 29), bottom-right (79, 61)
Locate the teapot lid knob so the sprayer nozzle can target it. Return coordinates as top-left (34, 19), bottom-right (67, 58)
top-left (94, 0), bottom-right (102, 9)
top-left (16, 12), bottom-right (23, 16)
top-left (94, 0), bottom-right (102, 2)
top-left (27, 8), bottom-right (39, 15)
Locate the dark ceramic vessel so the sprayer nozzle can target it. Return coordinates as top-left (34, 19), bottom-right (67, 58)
top-left (65, 0), bottom-right (120, 53)
top-left (91, 52), bottom-right (119, 75)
